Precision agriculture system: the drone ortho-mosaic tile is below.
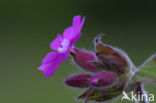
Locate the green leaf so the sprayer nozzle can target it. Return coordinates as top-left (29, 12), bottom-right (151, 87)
top-left (135, 53), bottom-right (156, 83)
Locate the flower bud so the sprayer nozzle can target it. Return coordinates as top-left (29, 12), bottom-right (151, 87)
top-left (95, 35), bottom-right (133, 75)
top-left (64, 74), bottom-right (92, 88)
top-left (91, 72), bottom-right (117, 87)
top-left (70, 47), bottom-right (99, 72)
top-left (96, 52), bottom-right (127, 74)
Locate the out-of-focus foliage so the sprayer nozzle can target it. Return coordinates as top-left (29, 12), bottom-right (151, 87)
top-left (136, 54), bottom-right (156, 83)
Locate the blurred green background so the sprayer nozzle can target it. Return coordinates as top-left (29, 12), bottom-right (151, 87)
top-left (0, 0), bottom-right (156, 103)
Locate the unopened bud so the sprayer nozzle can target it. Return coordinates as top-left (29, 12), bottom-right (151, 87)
top-left (64, 74), bottom-right (92, 88)
top-left (96, 52), bottom-right (127, 74)
top-left (70, 47), bottom-right (99, 72)
top-left (91, 72), bottom-right (117, 87)
top-left (95, 35), bottom-right (133, 75)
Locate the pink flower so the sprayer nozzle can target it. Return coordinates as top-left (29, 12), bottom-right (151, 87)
top-left (38, 15), bottom-right (85, 77)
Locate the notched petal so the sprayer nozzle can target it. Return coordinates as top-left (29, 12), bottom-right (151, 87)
top-left (73, 15), bottom-right (81, 28)
top-left (63, 26), bottom-right (74, 40)
top-left (38, 52), bottom-right (65, 77)
top-left (80, 16), bottom-right (85, 31)
top-left (50, 34), bottom-right (63, 50)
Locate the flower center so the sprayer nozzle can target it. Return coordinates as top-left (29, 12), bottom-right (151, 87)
top-left (58, 39), bottom-right (69, 52)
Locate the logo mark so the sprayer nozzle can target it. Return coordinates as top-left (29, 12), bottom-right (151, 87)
top-left (121, 91), bottom-right (130, 101)
top-left (121, 91), bottom-right (154, 102)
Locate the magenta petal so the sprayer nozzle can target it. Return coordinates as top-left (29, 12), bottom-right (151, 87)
top-left (73, 15), bottom-right (81, 28)
top-left (63, 26), bottom-right (74, 41)
top-left (38, 63), bottom-right (51, 71)
top-left (73, 16), bottom-right (85, 33)
top-left (63, 16), bottom-right (85, 45)
top-left (50, 34), bottom-right (63, 50)
top-left (43, 61), bottom-right (61, 77)
top-left (38, 52), bottom-right (65, 77)
top-left (44, 53), bottom-right (64, 77)
top-left (42, 52), bottom-right (60, 64)
top-left (79, 16), bottom-right (85, 31)
top-left (64, 48), bottom-right (70, 61)
top-left (70, 32), bottom-right (81, 46)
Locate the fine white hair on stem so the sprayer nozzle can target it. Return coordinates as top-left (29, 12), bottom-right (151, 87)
top-left (135, 53), bottom-right (156, 74)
